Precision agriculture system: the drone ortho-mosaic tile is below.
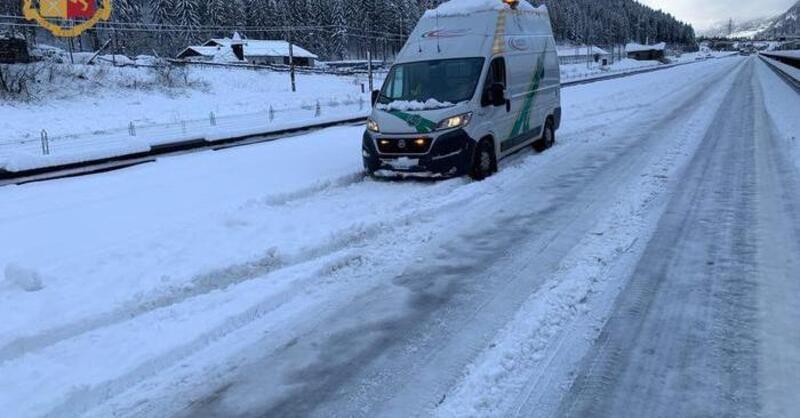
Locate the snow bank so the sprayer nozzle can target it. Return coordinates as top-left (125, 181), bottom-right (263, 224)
top-left (2, 140), bottom-right (151, 173)
top-left (424, 0), bottom-right (538, 17)
top-left (376, 99), bottom-right (456, 111)
top-left (3, 264), bottom-right (44, 292)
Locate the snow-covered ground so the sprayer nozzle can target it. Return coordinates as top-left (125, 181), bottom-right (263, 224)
top-left (1, 56), bottom-right (799, 417)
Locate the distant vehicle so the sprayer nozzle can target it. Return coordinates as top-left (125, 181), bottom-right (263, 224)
top-left (362, 0), bottom-right (561, 180)
top-left (739, 50), bottom-right (752, 56)
top-left (695, 46), bottom-right (712, 60)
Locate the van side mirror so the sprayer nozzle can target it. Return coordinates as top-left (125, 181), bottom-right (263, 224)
top-left (371, 90), bottom-right (381, 106)
top-left (483, 83), bottom-right (506, 107)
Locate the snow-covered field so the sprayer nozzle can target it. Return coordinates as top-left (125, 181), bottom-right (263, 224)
top-left (0, 65), bottom-right (369, 140)
top-left (1, 56), bottom-right (799, 417)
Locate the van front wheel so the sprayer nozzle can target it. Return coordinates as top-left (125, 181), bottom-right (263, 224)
top-left (470, 139), bottom-right (495, 181)
top-left (533, 119), bottom-right (555, 153)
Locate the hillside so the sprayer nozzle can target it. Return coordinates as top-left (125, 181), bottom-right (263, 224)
top-left (759, 0), bottom-right (800, 38)
top-left (539, 0), bottom-right (695, 46)
top-left (701, 16), bottom-right (776, 39)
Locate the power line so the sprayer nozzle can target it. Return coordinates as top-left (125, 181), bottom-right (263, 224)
top-left (0, 15), bottom-right (408, 39)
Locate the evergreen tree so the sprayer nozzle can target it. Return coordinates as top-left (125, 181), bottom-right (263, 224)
top-left (114, 0), bottom-right (143, 23)
top-left (8, 0), bottom-right (696, 60)
top-left (174, 0), bottom-right (201, 43)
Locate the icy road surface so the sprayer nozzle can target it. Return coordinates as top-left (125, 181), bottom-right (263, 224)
top-left (1, 56), bottom-right (799, 418)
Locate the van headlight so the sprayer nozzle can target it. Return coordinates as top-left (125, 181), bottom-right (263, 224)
top-left (367, 118), bottom-right (380, 133)
top-left (437, 112), bottom-right (472, 131)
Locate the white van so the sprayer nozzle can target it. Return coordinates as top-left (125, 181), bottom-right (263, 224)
top-left (696, 46), bottom-right (712, 60)
top-left (363, 0), bottom-right (561, 180)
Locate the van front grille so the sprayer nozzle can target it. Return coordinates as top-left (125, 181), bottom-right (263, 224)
top-left (376, 137), bottom-right (432, 154)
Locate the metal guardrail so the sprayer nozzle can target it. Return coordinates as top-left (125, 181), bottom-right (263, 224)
top-left (0, 115), bottom-right (368, 186)
top-left (0, 98), bottom-right (371, 172)
top-left (759, 52), bottom-right (800, 92)
top-left (760, 50), bottom-right (800, 67)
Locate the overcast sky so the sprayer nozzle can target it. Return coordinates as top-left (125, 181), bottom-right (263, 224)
top-left (639, 0), bottom-right (796, 29)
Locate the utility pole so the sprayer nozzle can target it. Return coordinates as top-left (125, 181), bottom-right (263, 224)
top-left (281, 6), bottom-right (296, 93)
top-left (68, 37), bottom-right (75, 64)
top-left (367, 50), bottom-right (373, 92)
top-left (288, 29), bottom-right (296, 93)
top-left (728, 18), bottom-right (734, 37)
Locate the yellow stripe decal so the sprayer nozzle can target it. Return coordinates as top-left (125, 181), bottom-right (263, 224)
top-left (492, 9), bottom-right (507, 55)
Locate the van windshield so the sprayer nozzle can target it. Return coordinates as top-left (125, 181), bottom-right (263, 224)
top-left (379, 58), bottom-right (485, 108)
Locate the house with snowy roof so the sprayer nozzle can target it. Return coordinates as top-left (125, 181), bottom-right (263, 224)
top-left (556, 45), bottom-right (610, 65)
top-left (625, 42), bottom-right (666, 61)
top-left (177, 34), bottom-right (318, 67)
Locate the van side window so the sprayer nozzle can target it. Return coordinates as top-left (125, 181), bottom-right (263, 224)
top-left (389, 66), bottom-right (404, 98)
top-left (482, 57), bottom-right (506, 106)
top-left (489, 58), bottom-right (506, 86)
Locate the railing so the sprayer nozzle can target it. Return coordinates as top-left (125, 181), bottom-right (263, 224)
top-left (0, 98), bottom-right (371, 173)
top-left (759, 51), bottom-right (800, 90)
top-left (760, 50), bottom-right (800, 68)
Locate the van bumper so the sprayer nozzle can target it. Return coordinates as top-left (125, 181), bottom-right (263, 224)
top-left (362, 129), bottom-right (475, 178)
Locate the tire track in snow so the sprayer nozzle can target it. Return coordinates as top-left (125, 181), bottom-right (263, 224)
top-left (0, 174), bottom-right (466, 366)
top-left (12, 178), bottom-right (492, 418)
top-left (434, 59), bottom-right (750, 418)
top-left (556, 57), bottom-right (770, 418)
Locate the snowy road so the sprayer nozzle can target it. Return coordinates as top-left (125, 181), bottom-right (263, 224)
top-left (553, 58), bottom-right (800, 418)
top-left (2, 56), bottom-right (799, 418)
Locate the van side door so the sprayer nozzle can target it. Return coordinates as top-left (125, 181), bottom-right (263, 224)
top-left (479, 57), bottom-right (512, 154)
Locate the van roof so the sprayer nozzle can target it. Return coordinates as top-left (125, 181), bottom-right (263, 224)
top-left (397, 0), bottom-right (552, 63)
top-left (423, 0), bottom-right (542, 18)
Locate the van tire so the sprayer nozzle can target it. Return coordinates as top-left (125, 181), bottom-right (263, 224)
top-left (470, 139), bottom-right (495, 181)
top-left (533, 119), bottom-right (555, 153)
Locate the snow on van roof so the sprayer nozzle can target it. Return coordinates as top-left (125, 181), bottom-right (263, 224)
top-left (424, 0), bottom-right (541, 17)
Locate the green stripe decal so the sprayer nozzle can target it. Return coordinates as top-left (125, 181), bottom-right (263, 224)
top-left (506, 53), bottom-right (547, 144)
top-left (388, 111), bottom-right (438, 134)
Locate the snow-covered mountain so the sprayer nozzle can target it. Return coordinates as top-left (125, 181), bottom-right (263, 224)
top-left (700, 16), bottom-right (776, 39)
top-left (758, 0), bottom-right (800, 39)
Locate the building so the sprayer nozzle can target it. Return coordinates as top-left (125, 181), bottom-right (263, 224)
top-left (625, 42), bottom-right (666, 61)
top-left (0, 32), bottom-right (30, 64)
top-left (177, 35), bottom-right (318, 67)
top-left (556, 45), bottom-right (610, 65)
top-left (710, 40), bottom-right (737, 51)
